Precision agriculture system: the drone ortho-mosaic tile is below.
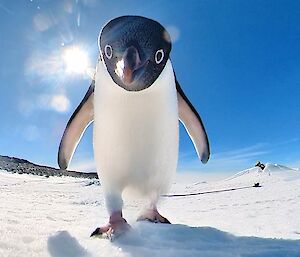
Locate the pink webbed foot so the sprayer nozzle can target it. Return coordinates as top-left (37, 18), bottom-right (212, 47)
top-left (90, 212), bottom-right (130, 240)
top-left (137, 209), bottom-right (171, 224)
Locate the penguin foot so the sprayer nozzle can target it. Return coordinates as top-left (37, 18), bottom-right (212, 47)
top-left (137, 209), bottom-right (171, 224)
top-left (90, 212), bottom-right (130, 240)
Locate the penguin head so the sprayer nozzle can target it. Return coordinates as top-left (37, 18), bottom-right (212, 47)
top-left (99, 16), bottom-right (172, 91)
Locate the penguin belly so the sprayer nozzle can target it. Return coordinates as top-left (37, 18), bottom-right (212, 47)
top-left (93, 60), bottom-right (179, 199)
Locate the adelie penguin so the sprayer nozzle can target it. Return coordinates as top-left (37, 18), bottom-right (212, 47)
top-left (58, 15), bottom-right (210, 239)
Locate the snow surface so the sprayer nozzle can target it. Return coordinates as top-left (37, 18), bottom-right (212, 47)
top-left (0, 164), bottom-right (300, 256)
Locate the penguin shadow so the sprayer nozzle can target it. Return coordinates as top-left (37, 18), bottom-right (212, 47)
top-left (114, 222), bottom-right (300, 257)
top-left (47, 231), bottom-right (90, 257)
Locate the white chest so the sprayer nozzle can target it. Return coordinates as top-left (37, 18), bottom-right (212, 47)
top-left (93, 60), bottom-right (179, 193)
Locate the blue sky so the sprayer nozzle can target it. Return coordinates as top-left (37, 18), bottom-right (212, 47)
top-left (0, 0), bottom-right (299, 174)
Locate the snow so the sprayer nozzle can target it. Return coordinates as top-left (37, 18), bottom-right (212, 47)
top-left (0, 164), bottom-right (300, 256)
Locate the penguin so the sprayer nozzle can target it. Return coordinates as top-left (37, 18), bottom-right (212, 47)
top-left (58, 15), bottom-right (210, 239)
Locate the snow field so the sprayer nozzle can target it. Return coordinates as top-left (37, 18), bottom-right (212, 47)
top-left (0, 164), bottom-right (300, 256)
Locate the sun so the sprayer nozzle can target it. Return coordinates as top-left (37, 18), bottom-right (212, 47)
top-left (62, 46), bottom-right (90, 74)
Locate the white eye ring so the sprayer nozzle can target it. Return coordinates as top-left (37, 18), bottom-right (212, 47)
top-left (155, 49), bottom-right (164, 64)
top-left (104, 44), bottom-right (113, 59)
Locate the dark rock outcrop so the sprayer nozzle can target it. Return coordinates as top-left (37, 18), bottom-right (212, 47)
top-left (0, 155), bottom-right (98, 179)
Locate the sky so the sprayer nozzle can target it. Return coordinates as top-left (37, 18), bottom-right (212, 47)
top-left (0, 0), bottom-right (299, 174)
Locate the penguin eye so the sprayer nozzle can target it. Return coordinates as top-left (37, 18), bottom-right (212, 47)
top-left (104, 44), bottom-right (113, 59)
top-left (155, 49), bottom-right (164, 64)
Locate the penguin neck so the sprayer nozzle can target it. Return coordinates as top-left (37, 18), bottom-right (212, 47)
top-left (95, 59), bottom-right (175, 98)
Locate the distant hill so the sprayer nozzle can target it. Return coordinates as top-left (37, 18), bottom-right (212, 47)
top-left (0, 155), bottom-right (98, 179)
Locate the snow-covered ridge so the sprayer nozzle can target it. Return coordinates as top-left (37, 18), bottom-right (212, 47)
top-left (226, 163), bottom-right (299, 181)
top-left (0, 154), bottom-right (98, 179)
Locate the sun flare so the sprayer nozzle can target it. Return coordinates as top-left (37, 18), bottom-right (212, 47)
top-left (62, 46), bottom-right (89, 74)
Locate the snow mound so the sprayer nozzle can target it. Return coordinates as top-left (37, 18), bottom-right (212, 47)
top-left (112, 222), bottom-right (300, 257)
top-left (48, 231), bottom-right (88, 257)
top-left (46, 223), bottom-right (300, 257)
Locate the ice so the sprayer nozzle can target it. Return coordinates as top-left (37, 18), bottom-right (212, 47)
top-left (0, 164), bottom-right (299, 256)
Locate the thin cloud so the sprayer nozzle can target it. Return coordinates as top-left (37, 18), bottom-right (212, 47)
top-left (0, 3), bottom-right (13, 15)
top-left (179, 143), bottom-right (270, 173)
top-left (179, 138), bottom-right (300, 173)
top-left (275, 138), bottom-right (299, 146)
top-left (18, 93), bottom-right (71, 116)
top-left (49, 94), bottom-right (71, 113)
top-left (23, 125), bottom-right (40, 141)
top-left (19, 93), bottom-right (71, 114)
top-left (69, 158), bottom-right (96, 173)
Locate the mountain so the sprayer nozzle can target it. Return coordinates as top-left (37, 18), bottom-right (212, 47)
top-left (0, 154), bottom-right (98, 179)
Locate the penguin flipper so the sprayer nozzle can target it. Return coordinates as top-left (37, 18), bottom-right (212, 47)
top-left (58, 81), bottom-right (95, 169)
top-left (176, 78), bottom-right (210, 163)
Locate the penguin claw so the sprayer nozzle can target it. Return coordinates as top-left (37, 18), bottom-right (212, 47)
top-left (90, 227), bottom-right (105, 237)
top-left (137, 210), bottom-right (171, 224)
top-left (90, 227), bottom-right (100, 237)
top-left (90, 223), bottom-right (131, 241)
top-left (137, 216), bottom-right (171, 224)
top-left (90, 227), bottom-right (114, 241)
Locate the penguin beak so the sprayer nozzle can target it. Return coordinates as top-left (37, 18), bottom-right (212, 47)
top-left (115, 46), bottom-right (145, 86)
